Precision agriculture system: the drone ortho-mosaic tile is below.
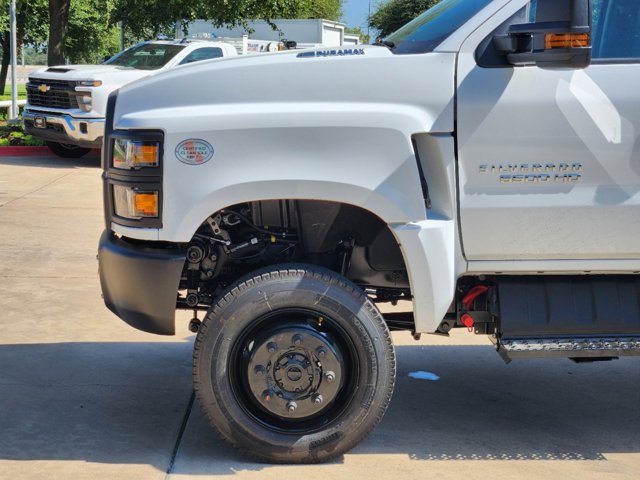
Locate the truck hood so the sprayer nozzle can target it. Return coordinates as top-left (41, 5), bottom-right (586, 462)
top-left (29, 64), bottom-right (151, 83)
top-left (114, 44), bottom-right (456, 134)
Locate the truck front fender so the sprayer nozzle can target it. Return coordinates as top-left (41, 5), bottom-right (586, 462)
top-left (109, 50), bottom-right (460, 333)
top-left (128, 104), bottom-right (441, 241)
top-left (113, 107), bottom-right (460, 333)
top-left (393, 220), bottom-right (457, 333)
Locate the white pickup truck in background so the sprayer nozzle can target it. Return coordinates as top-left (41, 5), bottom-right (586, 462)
top-left (23, 38), bottom-right (276, 158)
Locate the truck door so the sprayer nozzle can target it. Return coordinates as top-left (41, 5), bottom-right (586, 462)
top-left (457, 0), bottom-right (640, 263)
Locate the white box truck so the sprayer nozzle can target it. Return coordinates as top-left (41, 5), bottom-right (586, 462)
top-left (176, 18), bottom-right (360, 48)
top-left (98, 0), bottom-right (640, 464)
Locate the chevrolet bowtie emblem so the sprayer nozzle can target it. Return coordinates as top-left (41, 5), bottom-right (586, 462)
top-left (37, 84), bottom-right (50, 93)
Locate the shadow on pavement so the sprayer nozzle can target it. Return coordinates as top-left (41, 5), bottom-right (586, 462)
top-left (1, 342), bottom-right (638, 475)
top-left (362, 345), bottom-right (640, 461)
top-left (171, 344), bottom-right (640, 475)
top-left (0, 341), bottom-right (195, 473)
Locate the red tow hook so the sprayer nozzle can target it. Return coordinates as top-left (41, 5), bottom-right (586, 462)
top-left (461, 313), bottom-right (475, 332)
top-left (460, 285), bottom-right (489, 333)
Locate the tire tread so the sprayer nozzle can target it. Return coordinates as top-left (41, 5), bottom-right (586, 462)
top-left (193, 264), bottom-right (395, 463)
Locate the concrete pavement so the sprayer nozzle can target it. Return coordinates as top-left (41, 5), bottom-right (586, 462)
top-left (0, 154), bottom-right (639, 479)
top-left (0, 154), bottom-right (194, 480)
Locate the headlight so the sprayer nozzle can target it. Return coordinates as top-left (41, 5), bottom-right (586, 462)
top-left (78, 80), bottom-right (102, 87)
top-left (75, 80), bottom-right (100, 111)
top-left (105, 127), bottom-right (164, 228)
top-left (113, 185), bottom-right (159, 219)
top-left (76, 94), bottom-right (92, 112)
top-left (113, 139), bottom-right (160, 169)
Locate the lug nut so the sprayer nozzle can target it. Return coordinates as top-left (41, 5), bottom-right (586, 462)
top-left (325, 371), bottom-right (335, 383)
top-left (254, 365), bottom-right (266, 376)
top-left (316, 347), bottom-right (326, 357)
top-left (286, 401), bottom-right (297, 413)
top-left (267, 342), bottom-right (277, 353)
top-left (311, 393), bottom-right (323, 405)
top-left (292, 334), bottom-right (303, 346)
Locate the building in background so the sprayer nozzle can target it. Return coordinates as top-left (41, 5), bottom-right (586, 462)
top-left (175, 19), bottom-right (360, 48)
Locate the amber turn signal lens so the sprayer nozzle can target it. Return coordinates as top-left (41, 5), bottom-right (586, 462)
top-left (113, 185), bottom-right (159, 219)
top-left (133, 192), bottom-right (159, 217)
top-left (545, 33), bottom-right (590, 49)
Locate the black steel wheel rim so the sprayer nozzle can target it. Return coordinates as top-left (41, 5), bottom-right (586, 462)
top-left (226, 308), bottom-right (360, 434)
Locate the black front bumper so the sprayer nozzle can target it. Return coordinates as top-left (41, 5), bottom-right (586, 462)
top-left (98, 231), bottom-right (186, 335)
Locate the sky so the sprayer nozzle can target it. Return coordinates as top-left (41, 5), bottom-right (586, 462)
top-left (343, 0), bottom-right (376, 32)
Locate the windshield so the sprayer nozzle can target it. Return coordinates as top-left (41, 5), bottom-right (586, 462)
top-left (385, 0), bottom-right (494, 54)
top-left (105, 43), bottom-right (185, 70)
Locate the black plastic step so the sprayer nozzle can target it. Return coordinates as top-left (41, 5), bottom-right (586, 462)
top-left (495, 276), bottom-right (640, 361)
top-left (497, 336), bottom-right (640, 361)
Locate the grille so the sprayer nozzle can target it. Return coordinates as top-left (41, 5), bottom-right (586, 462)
top-left (26, 78), bottom-right (79, 109)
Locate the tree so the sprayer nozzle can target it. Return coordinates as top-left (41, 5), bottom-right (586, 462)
top-left (111, 0), bottom-right (307, 41)
top-left (369, 0), bottom-right (441, 38)
top-left (48, 0), bottom-right (71, 65)
top-left (1, 1), bottom-right (120, 69)
top-left (48, 0), bottom-right (122, 66)
top-left (346, 26), bottom-right (369, 44)
top-left (111, 0), bottom-right (344, 41)
top-left (0, 0), bottom-right (48, 92)
top-left (298, 0), bottom-right (342, 21)
top-left (66, 0), bottom-right (120, 64)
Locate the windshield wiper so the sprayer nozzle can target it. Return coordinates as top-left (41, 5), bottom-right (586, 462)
top-left (375, 38), bottom-right (396, 50)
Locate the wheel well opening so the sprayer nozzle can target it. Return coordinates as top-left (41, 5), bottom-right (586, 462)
top-left (178, 199), bottom-right (414, 331)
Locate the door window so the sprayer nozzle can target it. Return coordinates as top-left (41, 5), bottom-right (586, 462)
top-left (592, 0), bottom-right (640, 60)
top-left (179, 47), bottom-right (224, 65)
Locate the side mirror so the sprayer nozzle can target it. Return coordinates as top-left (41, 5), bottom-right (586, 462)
top-left (283, 40), bottom-right (297, 50)
top-left (494, 0), bottom-right (591, 69)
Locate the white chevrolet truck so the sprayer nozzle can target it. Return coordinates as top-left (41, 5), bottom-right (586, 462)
top-left (23, 39), bottom-right (240, 158)
top-left (98, 0), bottom-right (640, 463)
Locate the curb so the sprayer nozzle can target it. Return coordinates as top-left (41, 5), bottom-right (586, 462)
top-left (0, 147), bottom-right (101, 157)
top-left (0, 146), bottom-right (51, 156)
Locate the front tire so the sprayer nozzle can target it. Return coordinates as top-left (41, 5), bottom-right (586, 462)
top-left (46, 141), bottom-right (91, 158)
top-left (193, 265), bottom-right (396, 463)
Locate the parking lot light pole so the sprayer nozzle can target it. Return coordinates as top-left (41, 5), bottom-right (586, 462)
top-left (9, 0), bottom-right (19, 122)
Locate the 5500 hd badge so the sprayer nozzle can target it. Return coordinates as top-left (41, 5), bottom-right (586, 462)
top-left (480, 163), bottom-right (583, 183)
